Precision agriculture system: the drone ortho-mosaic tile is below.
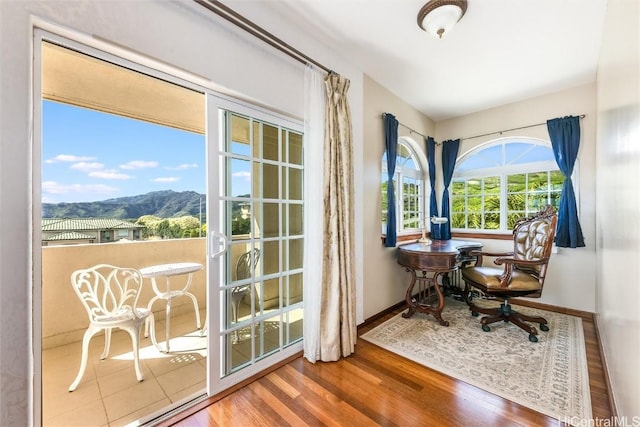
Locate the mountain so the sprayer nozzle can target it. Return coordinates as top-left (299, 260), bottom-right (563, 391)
top-left (42, 190), bottom-right (205, 219)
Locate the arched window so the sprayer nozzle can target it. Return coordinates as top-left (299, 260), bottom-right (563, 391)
top-left (451, 138), bottom-right (568, 232)
top-left (381, 138), bottom-right (428, 235)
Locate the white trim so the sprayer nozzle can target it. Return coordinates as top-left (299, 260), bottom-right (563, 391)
top-left (451, 136), bottom-right (581, 232)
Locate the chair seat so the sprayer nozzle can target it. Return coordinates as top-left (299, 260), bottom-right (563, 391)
top-left (92, 307), bottom-right (151, 325)
top-left (462, 266), bottom-right (542, 292)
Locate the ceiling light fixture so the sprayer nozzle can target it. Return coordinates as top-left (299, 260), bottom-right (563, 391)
top-left (417, 0), bottom-right (468, 39)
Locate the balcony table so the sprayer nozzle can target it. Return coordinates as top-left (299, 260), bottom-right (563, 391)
top-left (140, 262), bottom-right (203, 353)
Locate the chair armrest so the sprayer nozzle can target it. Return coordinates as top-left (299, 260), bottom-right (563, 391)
top-left (468, 250), bottom-right (513, 258)
top-left (493, 256), bottom-right (550, 287)
top-left (493, 257), bottom-right (549, 267)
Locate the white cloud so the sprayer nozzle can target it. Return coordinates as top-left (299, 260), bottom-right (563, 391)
top-left (165, 163), bottom-right (198, 171)
top-left (45, 154), bottom-right (96, 164)
top-left (89, 169), bottom-right (132, 180)
top-left (232, 171), bottom-right (251, 180)
top-left (42, 181), bottom-right (119, 195)
top-left (70, 161), bottom-right (104, 172)
top-left (151, 177), bottom-right (179, 183)
top-left (120, 160), bottom-right (158, 170)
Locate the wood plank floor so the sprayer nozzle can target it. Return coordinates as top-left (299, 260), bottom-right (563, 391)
top-left (169, 306), bottom-right (612, 426)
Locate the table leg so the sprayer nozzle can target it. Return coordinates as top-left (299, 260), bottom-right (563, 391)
top-left (402, 268), bottom-right (449, 326)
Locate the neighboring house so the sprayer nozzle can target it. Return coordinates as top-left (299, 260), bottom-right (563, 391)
top-left (41, 218), bottom-right (144, 246)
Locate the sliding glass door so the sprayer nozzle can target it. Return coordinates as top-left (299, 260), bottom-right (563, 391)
top-left (34, 31), bottom-right (305, 424)
top-left (206, 96), bottom-right (304, 392)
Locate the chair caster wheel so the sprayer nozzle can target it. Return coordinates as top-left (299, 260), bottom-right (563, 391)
top-left (481, 324), bottom-right (490, 332)
top-left (539, 324), bottom-right (549, 332)
top-left (529, 334), bottom-right (538, 342)
top-left (471, 311), bottom-right (479, 317)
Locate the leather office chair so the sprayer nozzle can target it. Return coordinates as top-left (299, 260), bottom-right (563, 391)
top-left (461, 205), bottom-right (557, 342)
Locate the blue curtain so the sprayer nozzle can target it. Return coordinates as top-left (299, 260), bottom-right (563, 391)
top-left (438, 139), bottom-right (460, 240)
top-left (547, 116), bottom-right (585, 248)
top-left (426, 137), bottom-right (438, 221)
top-left (384, 114), bottom-right (398, 247)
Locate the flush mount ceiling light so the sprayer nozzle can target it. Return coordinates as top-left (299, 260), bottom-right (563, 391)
top-left (417, 0), bottom-right (468, 39)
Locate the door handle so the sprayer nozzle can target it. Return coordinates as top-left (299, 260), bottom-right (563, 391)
top-left (209, 231), bottom-right (227, 258)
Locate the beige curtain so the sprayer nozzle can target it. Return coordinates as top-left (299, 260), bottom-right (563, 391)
top-left (319, 72), bottom-right (356, 361)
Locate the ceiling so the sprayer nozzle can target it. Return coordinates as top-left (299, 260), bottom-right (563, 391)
top-left (267, 0), bottom-right (608, 121)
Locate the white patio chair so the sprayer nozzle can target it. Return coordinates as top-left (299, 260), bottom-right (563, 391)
top-left (68, 264), bottom-right (158, 392)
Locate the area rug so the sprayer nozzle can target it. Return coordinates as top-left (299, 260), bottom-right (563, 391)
top-left (360, 298), bottom-right (592, 425)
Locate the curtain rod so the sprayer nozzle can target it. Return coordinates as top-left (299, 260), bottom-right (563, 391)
top-left (193, 0), bottom-right (332, 74)
top-left (381, 113), bottom-right (441, 145)
top-left (461, 114), bottom-right (586, 141)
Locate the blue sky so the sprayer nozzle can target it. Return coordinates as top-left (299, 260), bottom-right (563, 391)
top-left (42, 100), bottom-right (206, 203)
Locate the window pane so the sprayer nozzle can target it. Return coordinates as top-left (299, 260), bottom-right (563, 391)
top-left (468, 180), bottom-right (482, 195)
top-left (508, 193), bottom-right (526, 211)
top-left (263, 163), bottom-right (279, 199)
top-left (528, 172), bottom-right (549, 191)
top-left (288, 238), bottom-right (303, 270)
top-left (468, 213), bottom-right (482, 229)
top-left (228, 158), bottom-right (251, 198)
top-left (262, 203), bottom-right (279, 238)
top-left (262, 241), bottom-right (280, 275)
top-left (485, 176), bottom-right (500, 194)
top-left (288, 204), bottom-right (303, 236)
top-left (286, 308), bottom-right (303, 345)
top-left (528, 194), bottom-right (549, 211)
top-left (289, 168), bottom-right (302, 200)
top-left (229, 201), bottom-right (251, 238)
top-left (550, 170), bottom-right (564, 190)
top-left (229, 114), bottom-right (250, 155)
top-left (456, 145), bottom-right (502, 171)
top-left (451, 213), bottom-right (465, 228)
top-left (508, 174), bottom-right (526, 193)
top-left (289, 132), bottom-right (303, 165)
top-left (263, 124), bottom-right (279, 161)
top-left (287, 274), bottom-right (303, 306)
top-left (468, 196), bottom-right (481, 214)
top-left (256, 315), bottom-right (281, 360)
top-left (484, 213), bottom-right (500, 229)
top-left (485, 194), bottom-right (500, 212)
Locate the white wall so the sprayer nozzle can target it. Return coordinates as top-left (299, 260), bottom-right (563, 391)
top-left (362, 76), bottom-right (435, 318)
top-left (0, 1), bottom-right (364, 424)
top-left (595, 0), bottom-right (640, 418)
top-left (436, 84), bottom-right (598, 312)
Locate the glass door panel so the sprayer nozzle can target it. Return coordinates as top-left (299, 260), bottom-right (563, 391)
top-left (211, 104), bottom-right (304, 385)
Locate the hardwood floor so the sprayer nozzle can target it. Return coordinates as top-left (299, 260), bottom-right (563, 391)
top-left (167, 306), bottom-right (612, 427)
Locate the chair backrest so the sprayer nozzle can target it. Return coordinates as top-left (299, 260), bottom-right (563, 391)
top-left (511, 205), bottom-right (558, 288)
top-left (71, 264), bottom-right (144, 323)
top-left (236, 248), bottom-right (260, 281)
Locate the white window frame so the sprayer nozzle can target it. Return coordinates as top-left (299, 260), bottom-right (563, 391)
top-left (451, 137), bottom-right (578, 233)
top-left (381, 137), bottom-right (429, 236)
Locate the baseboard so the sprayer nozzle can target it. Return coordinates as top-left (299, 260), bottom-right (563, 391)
top-left (508, 298), bottom-right (594, 321)
top-left (593, 313), bottom-right (618, 418)
top-left (361, 294), bottom-right (595, 329)
top-left (359, 299), bottom-right (407, 330)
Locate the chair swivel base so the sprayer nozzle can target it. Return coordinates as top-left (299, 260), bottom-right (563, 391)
top-left (470, 301), bottom-right (549, 342)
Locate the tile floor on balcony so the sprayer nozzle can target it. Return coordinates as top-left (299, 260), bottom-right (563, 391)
top-left (42, 309), bottom-right (208, 427)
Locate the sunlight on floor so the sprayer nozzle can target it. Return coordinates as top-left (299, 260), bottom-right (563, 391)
top-left (42, 310), bottom-right (208, 427)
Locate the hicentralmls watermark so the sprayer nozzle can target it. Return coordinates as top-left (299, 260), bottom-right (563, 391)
top-left (563, 416), bottom-right (640, 427)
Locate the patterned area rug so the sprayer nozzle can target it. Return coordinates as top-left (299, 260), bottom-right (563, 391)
top-left (361, 298), bottom-right (592, 424)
